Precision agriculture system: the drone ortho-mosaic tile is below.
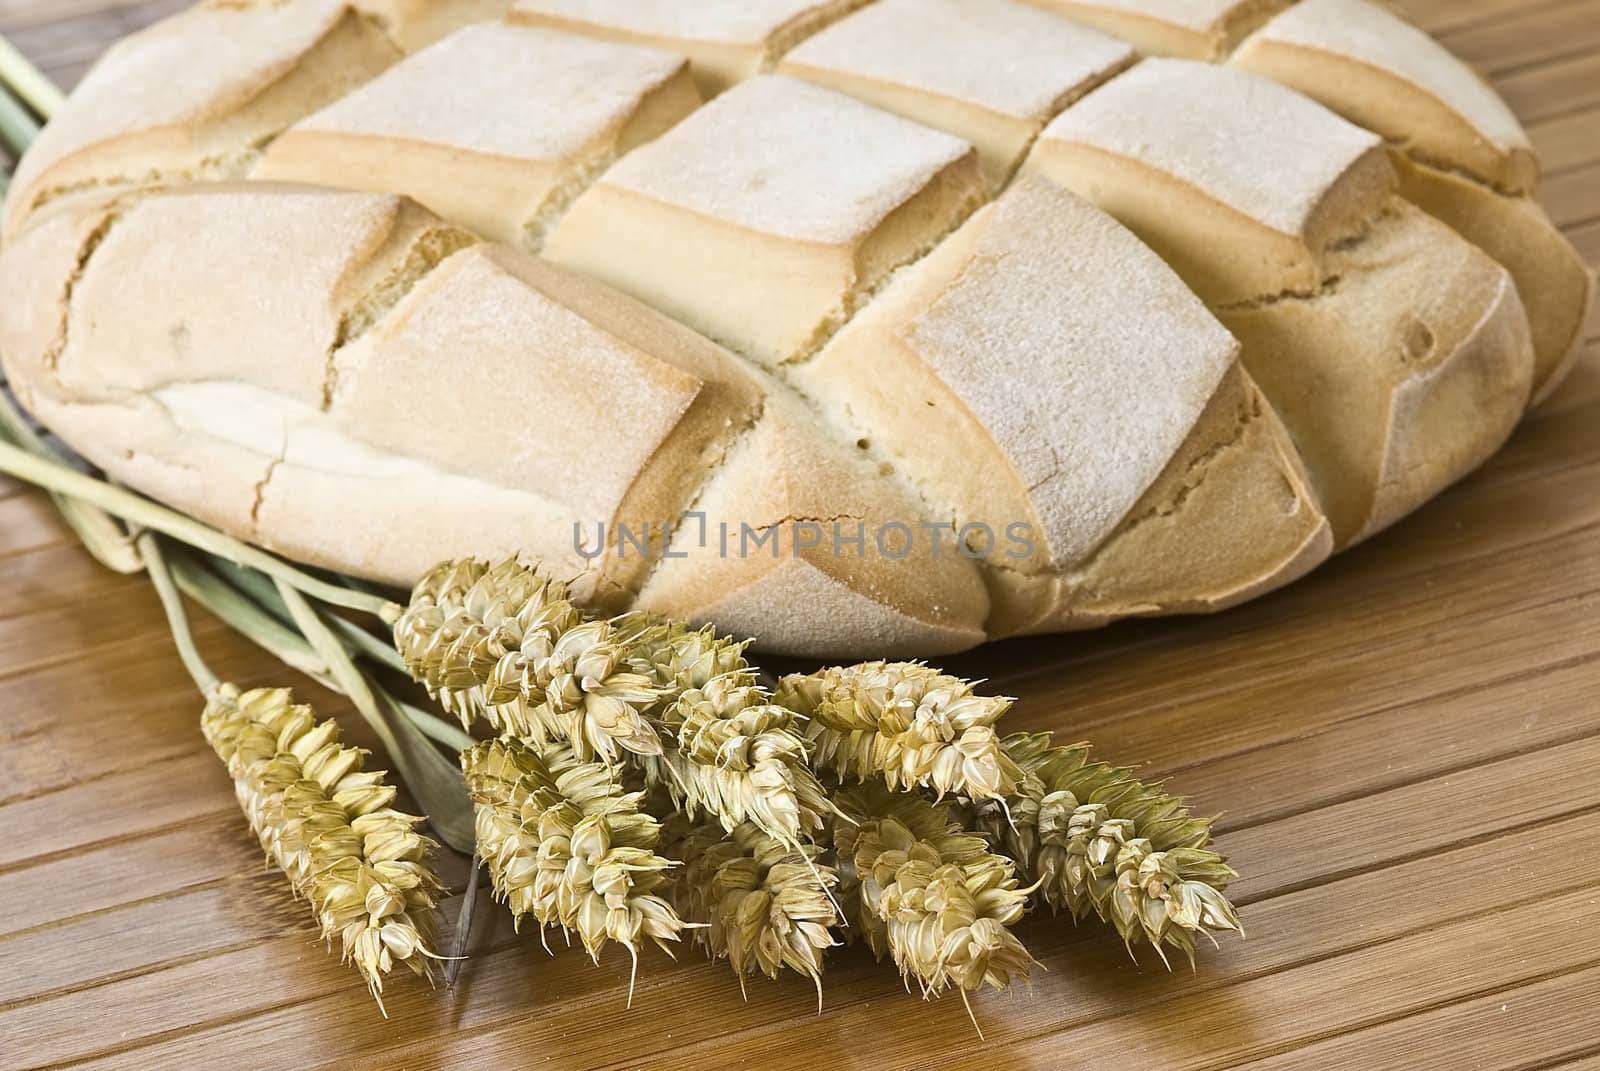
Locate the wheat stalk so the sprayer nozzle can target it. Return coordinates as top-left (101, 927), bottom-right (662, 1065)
top-left (0, 76), bottom-right (38, 160)
top-left (0, 440), bottom-right (403, 620)
top-left (664, 818), bottom-right (839, 1002)
top-left (202, 684), bottom-right (444, 1010)
top-left (777, 663), bottom-right (1022, 803)
top-left (0, 33), bottom-right (62, 118)
top-left (966, 733), bottom-right (1241, 965)
top-left (461, 737), bottom-right (686, 997)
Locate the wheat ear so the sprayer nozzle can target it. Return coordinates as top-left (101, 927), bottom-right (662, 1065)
top-left (621, 614), bottom-right (757, 706)
top-left (202, 685), bottom-right (444, 1009)
top-left (971, 733), bottom-right (1241, 965)
top-left (641, 676), bottom-right (833, 849)
top-left (777, 663), bottom-right (1022, 803)
top-left (664, 818), bottom-right (840, 1003)
top-left (395, 558), bottom-right (665, 763)
top-left (461, 737), bottom-right (686, 994)
top-left (830, 785), bottom-right (1035, 1002)
top-left (136, 531), bottom-right (444, 1011)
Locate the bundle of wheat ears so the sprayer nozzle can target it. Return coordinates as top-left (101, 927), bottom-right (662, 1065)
top-left (0, 43), bottom-right (1239, 1027)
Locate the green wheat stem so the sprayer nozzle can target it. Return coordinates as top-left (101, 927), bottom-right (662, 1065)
top-left (137, 533), bottom-right (220, 696)
top-left (169, 554), bottom-right (473, 752)
top-left (218, 558), bottom-right (408, 674)
top-left (0, 78), bottom-right (38, 157)
top-left (0, 35), bottom-right (63, 120)
top-left (167, 552), bottom-right (332, 681)
top-left (0, 440), bottom-right (404, 622)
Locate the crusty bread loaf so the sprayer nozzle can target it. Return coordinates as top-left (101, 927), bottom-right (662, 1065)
top-left (0, 0), bottom-right (1586, 656)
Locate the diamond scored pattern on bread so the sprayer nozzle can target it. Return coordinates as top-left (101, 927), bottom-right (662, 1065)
top-left (257, 22), bottom-right (703, 247)
top-left (0, 0), bottom-right (1586, 656)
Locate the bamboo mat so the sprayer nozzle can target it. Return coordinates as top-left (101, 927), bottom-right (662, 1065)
top-left (2, 1), bottom-right (1599, 1068)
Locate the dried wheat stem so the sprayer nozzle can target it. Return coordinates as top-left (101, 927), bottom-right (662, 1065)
top-left (462, 737), bottom-right (686, 987)
top-left (201, 685), bottom-right (444, 1011)
top-left (215, 558), bottom-right (410, 675)
top-left (969, 733), bottom-right (1241, 965)
top-left (777, 663), bottom-right (1022, 803)
top-left (831, 785), bottom-right (1035, 999)
top-left (0, 77), bottom-right (38, 156)
top-left (168, 552), bottom-right (330, 679)
top-left (280, 580), bottom-right (475, 853)
top-left (160, 552), bottom-right (475, 754)
top-left (664, 819), bottom-right (839, 1002)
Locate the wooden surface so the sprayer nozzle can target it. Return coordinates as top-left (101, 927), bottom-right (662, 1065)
top-left (3, 1), bottom-right (1599, 1068)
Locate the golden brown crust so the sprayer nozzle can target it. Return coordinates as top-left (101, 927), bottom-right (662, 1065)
top-left (1025, 60), bottom-right (1536, 546)
top-left (1232, 0), bottom-right (1536, 194)
top-left (1390, 158), bottom-right (1593, 407)
top-left (352, 0), bottom-right (515, 51)
top-left (508, 0), bottom-right (872, 96)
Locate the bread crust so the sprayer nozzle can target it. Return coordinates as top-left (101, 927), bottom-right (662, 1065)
top-left (1233, 0), bottom-right (1536, 193)
top-left (1, 0), bottom-right (400, 240)
top-left (352, 0), bottom-right (515, 51)
top-left (0, 0), bottom-right (1561, 654)
top-left (778, 0), bottom-right (1134, 188)
top-left (256, 22), bottom-right (701, 247)
top-left (509, 0), bottom-right (871, 96)
top-left (1230, 0), bottom-right (1592, 399)
top-left (1026, 0), bottom-right (1292, 59)
top-left (546, 75), bottom-right (987, 367)
top-left (1026, 59), bottom-right (1536, 546)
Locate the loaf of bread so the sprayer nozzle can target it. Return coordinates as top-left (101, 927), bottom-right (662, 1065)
top-left (0, 0), bottom-right (1588, 656)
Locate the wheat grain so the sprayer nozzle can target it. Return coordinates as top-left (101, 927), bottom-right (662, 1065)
top-left (621, 615), bottom-right (757, 714)
top-left (396, 558), bottom-right (665, 763)
top-left (393, 558), bottom-right (560, 726)
top-left (642, 676), bottom-right (832, 851)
